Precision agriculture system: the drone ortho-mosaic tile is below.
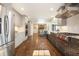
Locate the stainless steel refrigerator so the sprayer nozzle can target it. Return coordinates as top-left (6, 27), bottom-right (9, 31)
top-left (0, 4), bottom-right (15, 56)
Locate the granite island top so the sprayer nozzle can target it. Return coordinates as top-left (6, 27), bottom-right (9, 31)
top-left (67, 36), bottom-right (79, 39)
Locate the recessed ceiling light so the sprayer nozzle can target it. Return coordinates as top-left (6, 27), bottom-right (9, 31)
top-left (21, 8), bottom-right (24, 11)
top-left (50, 8), bottom-right (53, 11)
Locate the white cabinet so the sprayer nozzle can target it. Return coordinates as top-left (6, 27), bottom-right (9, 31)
top-left (0, 35), bottom-right (2, 46)
top-left (57, 18), bottom-right (67, 26)
top-left (61, 19), bottom-right (67, 26)
top-left (0, 47), bottom-right (5, 56)
top-left (0, 5), bottom-right (2, 17)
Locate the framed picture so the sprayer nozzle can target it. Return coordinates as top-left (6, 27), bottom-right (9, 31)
top-left (52, 24), bottom-right (56, 31)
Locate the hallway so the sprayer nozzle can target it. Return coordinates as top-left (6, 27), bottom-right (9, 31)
top-left (15, 33), bottom-right (62, 56)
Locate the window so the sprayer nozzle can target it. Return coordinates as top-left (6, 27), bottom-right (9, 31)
top-left (52, 24), bottom-right (56, 31)
top-left (52, 24), bottom-right (60, 32)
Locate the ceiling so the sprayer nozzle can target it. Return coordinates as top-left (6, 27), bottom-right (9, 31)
top-left (12, 3), bottom-right (64, 20)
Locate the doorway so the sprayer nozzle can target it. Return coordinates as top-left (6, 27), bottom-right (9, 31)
top-left (38, 24), bottom-right (47, 37)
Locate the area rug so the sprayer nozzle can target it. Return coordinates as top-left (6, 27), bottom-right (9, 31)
top-left (33, 50), bottom-right (50, 56)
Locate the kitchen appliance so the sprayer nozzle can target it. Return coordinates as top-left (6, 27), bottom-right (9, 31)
top-left (0, 4), bottom-right (15, 56)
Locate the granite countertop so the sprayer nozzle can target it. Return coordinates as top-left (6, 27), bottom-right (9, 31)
top-left (67, 36), bottom-right (79, 39)
top-left (71, 36), bottom-right (79, 39)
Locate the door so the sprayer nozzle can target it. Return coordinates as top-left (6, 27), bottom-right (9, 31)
top-left (1, 5), bottom-right (7, 45)
top-left (0, 5), bottom-right (2, 46)
top-left (0, 18), bottom-right (3, 46)
top-left (2, 6), bottom-right (14, 44)
top-left (6, 41), bottom-right (15, 56)
top-left (0, 4), bottom-right (6, 46)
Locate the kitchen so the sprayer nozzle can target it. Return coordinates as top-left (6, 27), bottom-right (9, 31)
top-left (0, 3), bottom-right (79, 56)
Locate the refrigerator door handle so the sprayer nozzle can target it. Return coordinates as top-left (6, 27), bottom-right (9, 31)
top-left (6, 15), bottom-right (9, 38)
top-left (4, 15), bottom-right (9, 43)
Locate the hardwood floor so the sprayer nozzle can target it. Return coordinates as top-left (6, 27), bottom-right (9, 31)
top-left (15, 33), bottom-right (62, 56)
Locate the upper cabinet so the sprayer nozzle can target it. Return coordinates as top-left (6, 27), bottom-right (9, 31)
top-left (55, 3), bottom-right (79, 19)
top-left (61, 19), bottom-right (67, 26)
top-left (0, 5), bottom-right (2, 17)
top-left (57, 18), bottom-right (67, 26)
top-left (51, 18), bottom-right (67, 26)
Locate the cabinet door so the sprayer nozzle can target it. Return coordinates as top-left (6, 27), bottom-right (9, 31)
top-left (62, 19), bottom-right (67, 26)
top-left (0, 18), bottom-right (2, 46)
top-left (57, 19), bottom-right (67, 26)
top-left (57, 19), bottom-right (62, 25)
top-left (0, 35), bottom-right (2, 46)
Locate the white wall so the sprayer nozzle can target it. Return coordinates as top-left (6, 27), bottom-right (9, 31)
top-left (13, 10), bottom-right (28, 48)
top-left (33, 24), bottom-right (38, 33)
top-left (67, 14), bottom-right (79, 33)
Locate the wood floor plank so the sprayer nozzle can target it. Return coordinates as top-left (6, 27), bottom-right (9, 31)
top-left (15, 33), bottom-right (62, 56)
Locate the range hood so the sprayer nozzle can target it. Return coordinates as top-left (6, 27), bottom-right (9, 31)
top-left (65, 3), bottom-right (79, 7)
top-left (55, 3), bottom-right (79, 19)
